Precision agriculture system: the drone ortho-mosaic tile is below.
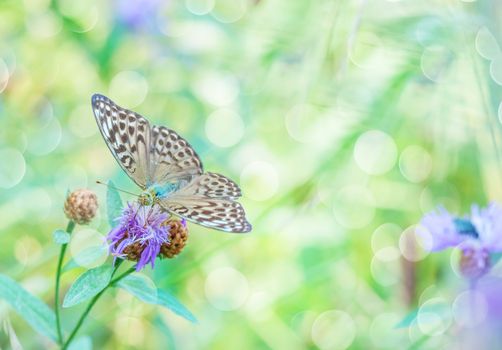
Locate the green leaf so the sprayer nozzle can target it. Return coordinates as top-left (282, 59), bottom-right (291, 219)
top-left (0, 274), bottom-right (57, 341)
top-left (395, 308), bottom-right (419, 328)
top-left (153, 315), bottom-right (176, 349)
top-left (63, 265), bottom-right (113, 308)
top-left (116, 274), bottom-right (197, 323)
top-left (62, 245), bottom-right (108, 274)
top-left (157, 289), bottom-right (197, 323)
top-left (68, 336), bottom-right (92, 350)
top-left (107, 180), bottom-right (123, 227)
top-left (491, 252), bottom-right (502, 266)
top-left (53, 229), bottom-right (70, 244)
top-left (395, 303), bottom-right (445, 328)
top-left (116, 273), bottom-right (158, 302)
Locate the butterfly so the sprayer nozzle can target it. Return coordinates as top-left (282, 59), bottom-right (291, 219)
top-left (91, 94), bottom-right (252, 233)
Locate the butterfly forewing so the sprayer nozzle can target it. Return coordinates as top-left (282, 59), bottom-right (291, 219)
top-left (149, 125), bottom-right (203, 185)
top-left (92, 94), bottom-right (151, 189)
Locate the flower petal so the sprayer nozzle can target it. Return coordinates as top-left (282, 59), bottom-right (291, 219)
top-left (419, 207), bottom-right (467, 251)
top-left (471, 202), bottom-right (502, 252)
top-left (136, 243), bottom-right (161, 271)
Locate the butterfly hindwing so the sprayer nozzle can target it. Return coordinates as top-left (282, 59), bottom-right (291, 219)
top-left (159, 196), bottom-right (252, 233)
top-left (92, 94), bottom-right (151, 189)
top-left (177, 172), bottom-right (242, 200)
top-left (158, 172), bottom-right (250, 233)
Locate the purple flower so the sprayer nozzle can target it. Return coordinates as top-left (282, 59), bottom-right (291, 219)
top-left (108, 202), bottom-right (170, 271)
top-left (115, 0), bottom-right (163, 31)
top-left (449, 277), bottom-right (502, 347)
top-left (419, 203), bottom-right (502, 279)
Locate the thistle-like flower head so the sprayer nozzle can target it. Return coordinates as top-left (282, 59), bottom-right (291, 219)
top-left (108, 202), bottom-right (189, 271)
top-left (419, 202), bottom-right (502, 279)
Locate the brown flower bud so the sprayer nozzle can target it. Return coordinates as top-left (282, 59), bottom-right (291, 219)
top-left (64, 189), bottom-right (98, 225)
top-left (161, 219), bottom-right (189, 259)
top-left (122, 241), bottom-right (143, 261)
top-left (459, 247), bottom-right (490, 280)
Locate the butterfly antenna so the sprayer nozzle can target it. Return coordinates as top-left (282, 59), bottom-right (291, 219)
top-left (96, 180), bottom-right (140, 197)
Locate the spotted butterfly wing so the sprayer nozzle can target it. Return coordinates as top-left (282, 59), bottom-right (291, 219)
top-left (92, 94), bottom-right (151, 189)
top-left (184, 172), bottom-right (242, 200)
top-left (158, 173), bottom-right (252, 233)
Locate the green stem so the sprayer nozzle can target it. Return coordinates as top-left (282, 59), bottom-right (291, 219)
top-left (61, 262), bottom-right (135, 350)
top-left (55, 220), bottom-right (75, 345)
top-left (110, 266), bottom-right (135, 285)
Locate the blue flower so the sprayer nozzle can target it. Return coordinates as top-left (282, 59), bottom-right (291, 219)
top-left (108, 202), bottom-right (170, 271)
top-left (419, 203), bottom-right (502, 279)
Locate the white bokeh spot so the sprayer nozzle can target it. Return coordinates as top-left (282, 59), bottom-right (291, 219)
top-left (354, 130), bottom-right (397, 175)
top-left (311, 310), bottom-right (356, 350)
top-left (69, 228), bottom-right (108, 269)
top-left (205, 108), bottom-right (244, 148)
top-left (205, 267), bottom-right (249, 311)
top-left (399, 145), bottom-right (432, 183)
top-left (109, 71), bottom-right (149, 108)
top-left (0, 148), bottom-right (26, 188)
top-left (240, 161), bottom-right (279, 201)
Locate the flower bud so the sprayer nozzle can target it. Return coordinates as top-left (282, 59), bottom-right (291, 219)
top-left (64, 189), bottom-right (98, 225)
top-left (161, 219), bottom-right (189, 259)
top-left (118, 241), bottom-right (140, 261)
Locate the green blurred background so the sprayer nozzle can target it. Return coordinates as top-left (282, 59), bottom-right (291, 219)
top-left (0, 0), bottom-right (501, 349)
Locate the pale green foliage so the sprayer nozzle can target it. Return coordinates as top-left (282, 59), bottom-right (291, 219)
top-left (117, 274), bottom-right (197, 323)
top-left (0, 274), bottom-right (57, 341)
top-left (63, 265), bottom-right (113, 308)
top-left (106, 180), bottom-right (123, 227)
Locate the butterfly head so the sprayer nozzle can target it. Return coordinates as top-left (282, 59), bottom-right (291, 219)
top-left (138, 188), bottom-right (157, 206)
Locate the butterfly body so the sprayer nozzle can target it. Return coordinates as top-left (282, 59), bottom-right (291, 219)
top-left (138, 188), bottom-right (157, 206)
top-left (138, 183), bottom-right (183, 206)
top-left (92, 93), bottom-right (252, 233)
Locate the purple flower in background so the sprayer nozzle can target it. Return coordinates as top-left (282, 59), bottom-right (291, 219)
top-left (449, 277), bottom-right (502, 348)
top-left (108, 202), bottom-right (170, 271)
top-left (419, 203), bottom-right (502, 279)
top-left (115, 0), bottom-right (163, 30)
